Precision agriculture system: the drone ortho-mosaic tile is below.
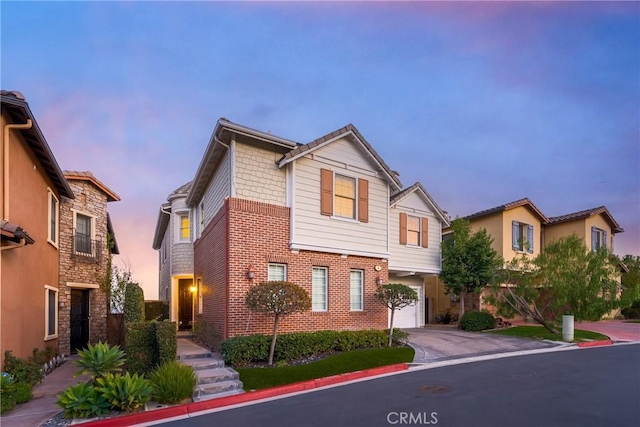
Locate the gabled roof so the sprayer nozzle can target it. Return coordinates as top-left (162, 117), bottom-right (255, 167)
top-left (390, 182), bottom-right (450, 227)
top-left (462, 197), bottom-right (549, 224)
top-left (63, 171), bottom-right (120, 202)
top-left (186, 118), bottom-right (298, 206)
top-left (1, 90), bottom-right (74, 199)
top-left (548, 206), bottom-right (624, 233)
top-left (277, 123), bottom-right (402, 191)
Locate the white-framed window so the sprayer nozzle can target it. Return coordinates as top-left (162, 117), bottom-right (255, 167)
top-left (44, 285), bottom-right (58, 340)
top-left (334, 174), bottom-right (356, 219)
top-left (178, 213), bottom-right (191, 242)
top-left (350, 270), bottom-right (364, 311)
top-left (312, 267), bottom-right (328, 311)
top-left (512, 221), bottom-right (534, 253)
top-left (268, 263), bottom-right (287, 281)
top-left (47, 189), bottom-right (59, 247)
top-left (197, 277), bottom-right (203, 314)
top-left (591, 227), bottom-right (608, 252)
top-left (407, 216), bottom-right (421, 246)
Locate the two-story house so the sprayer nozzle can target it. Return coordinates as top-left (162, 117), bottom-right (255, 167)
top-left (154, 119), bottom-right (449, 344)
top-left (152, 181), bottom-right (194, 330)
top-left (1, 90), bottom-right (74, 365)
top-left (58, 171), bottom-right (120, 354)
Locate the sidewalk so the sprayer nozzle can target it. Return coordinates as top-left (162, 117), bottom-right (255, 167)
top-left (0, 356), bottom-right (90, 427)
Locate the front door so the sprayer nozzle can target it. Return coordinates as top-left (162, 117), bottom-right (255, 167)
top-left (178, 279), bottom-right (194, 330)
top-left (70, 289), bottom-right (90, 353)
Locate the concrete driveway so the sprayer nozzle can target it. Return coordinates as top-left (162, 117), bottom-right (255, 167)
top-left (403, 326), bottom-right (559, 363)
top-left (575, 320), bottom-right (640, 342)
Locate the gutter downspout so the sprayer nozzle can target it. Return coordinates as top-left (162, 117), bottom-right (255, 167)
top-left (3, 119), bottom-right (33, 221)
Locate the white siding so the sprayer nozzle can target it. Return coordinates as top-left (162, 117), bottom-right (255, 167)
top-left (235, 143), bottom-right (287, 206)
top-left (292, 137), bottom-right (389, 257)
top-left (389, 191), bottom-right (442, 273)
top-left (198, 150), bottom-right (231, 234)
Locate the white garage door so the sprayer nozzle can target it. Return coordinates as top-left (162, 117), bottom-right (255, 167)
top-left (389, 286), bottom-right (421, 328)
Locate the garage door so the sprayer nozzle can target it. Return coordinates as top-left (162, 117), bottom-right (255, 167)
top-left (389, 286), bottom-right (421, 328)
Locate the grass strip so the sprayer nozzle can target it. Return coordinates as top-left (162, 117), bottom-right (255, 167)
top-left (489, 325), bottom-right (609, 342)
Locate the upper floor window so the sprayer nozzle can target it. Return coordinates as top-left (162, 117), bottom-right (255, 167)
top-left (399, 213), bottom-right (428, 248)
top-left (591, 227), bottom-right (607, 251)
top-left (512, 221), bottom-right (534, 253)
top-left (268, 263), bottom-right (287, 281)
top-left (179, 213), bottom-right (191, 242)
top-left (47, 189), bottom-right (59, 247)
top-left (75, 213), bottom-right (93, 254)
top-left (320, 169), bottom-right (368, 222)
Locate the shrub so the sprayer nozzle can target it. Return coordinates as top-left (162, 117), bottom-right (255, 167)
top-left (193, 320), bottom-right (222, 351)
top-left (95, 372), bottom-right (153, 412)
top-left (459, 311), bottom-right (496, 332)
top-left (145, 301), bottom-right (169, 321)
top-left (124, 283), bottom-right (145, 323)
top-left (155, 321), bottom-right (177, 366)
top-left (3, 351), bottom-right (43, 386)
top-left (75, 342), bottom-right (125, 380)
top-left (13, 382), bottom-right (32, 404)
top-left (125, 322), bottom-right (156, 375)
top-left (435, 309), bottom-right (458, 325)
top-left (621, 300), bottom-right (640, 319)
top-left (57, 382), bottom-right (111, 419)
top-left (0, 375), bottom-right (16, 414)
top-left (148, 361), bottom-right (197, 404)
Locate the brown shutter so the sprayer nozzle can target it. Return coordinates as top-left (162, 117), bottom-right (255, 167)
top-left (320, 169), bottom-right (333, 216)
top-left (421, 217), bottom-right (429, 248)
top-left (399, 212), bottom-right (407, 245)
top-left (358, 179), bottom-right (369, 223)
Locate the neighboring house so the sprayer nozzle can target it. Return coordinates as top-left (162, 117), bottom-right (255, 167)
top-left (154, 119), bottom-right (449, 344)
top-left (1, 90), bottom-right (74, 366)
top-left (546, 206), bottom-right (624, 252)
top-left (152, 181), bottom-right (194, 330)
top-left (58, 171), bottom-right (120, 354)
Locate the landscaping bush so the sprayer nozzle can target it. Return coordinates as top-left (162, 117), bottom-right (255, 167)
top-left (145, 300), bottom-right (169, 321)
top-left (155, 320), bottom-right (177, 366)
top-left (125, 322), bottom-right (156, 375)
top-left (95, 372), bottom-right (153, 412)
top-left (0, 374), bottom-right (17, 414)
top-left (459, 311), bottom-right (496, 331)
top-left (193, 320), bottom-right (222, 351)
top-left (148, 361), bottom-right (197, 404)
top-left (3, 351), bottom-right (43, 386)
top-left (13, 381), bottom-right (33, 404)
top-left (124, 283), bottom-right (145, 323)
top-left (621, 300), bottom-right (640, 319)
top-left (222, 329), bottom-right (410, 366)
top-left (57, 382), bottom-right (111, 419)
top-left (75, 341), bottom-right (125, 380)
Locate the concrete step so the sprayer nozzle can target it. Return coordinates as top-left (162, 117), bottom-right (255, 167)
top-left (182, 357), bottom-right (226, 371)
top-left (193, 380), bottom-right (244, 402)
top-left (195, 367), bottom-right (240, 385)
top-left (177, 350), bottom-right (214, 360)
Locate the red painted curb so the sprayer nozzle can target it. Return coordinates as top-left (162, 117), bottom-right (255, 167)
top-left (80, 363), bottom-right (408, 426)
top-left (577, 340), bottom-right (613, 348)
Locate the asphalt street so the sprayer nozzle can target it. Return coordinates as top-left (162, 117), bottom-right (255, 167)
top-left (157, 343), bottom-right (640, 427)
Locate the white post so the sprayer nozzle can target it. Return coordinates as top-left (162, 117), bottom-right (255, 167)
top-left (562, 315), bottom-right (574, 342)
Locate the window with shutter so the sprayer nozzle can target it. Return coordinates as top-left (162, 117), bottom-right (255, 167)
top-left (513, 221), bottom-right (533, 252)
top-left (591, 227), bottom-right (607, 251)
top-left (512, 221), bottom-right (519, 250)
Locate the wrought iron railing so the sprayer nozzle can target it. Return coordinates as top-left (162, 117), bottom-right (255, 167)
top-left (72, 232), bottom-right (102, 262)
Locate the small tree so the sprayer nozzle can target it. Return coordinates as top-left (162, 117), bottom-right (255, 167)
top-left (374, 283), bottom-right (419, 347)
top-left (620, 255), bottom-right (640, 310)
top-left (245, 281), bottom-right (311, 365)
top-left (441, 218), bottom-right (503, 317)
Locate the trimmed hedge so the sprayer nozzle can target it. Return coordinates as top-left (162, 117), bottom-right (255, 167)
top-left (145, 301), bottom-right (169, 321)
top-left (124, 284), bottom-right (145, 324)
top-left (221, 329), bottom-right (409, 366)
top-left (459, 311), bottom-right (496, 332)
top-left (193, 320), bottom-right (222, 351)
top-left (125, 321), bottom-right (177, 375)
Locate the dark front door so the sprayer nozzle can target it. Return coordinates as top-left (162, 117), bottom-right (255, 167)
top-left (178, 279), bottom-right (194, 330)
top-left (70, 289), bottom-right (90, 353)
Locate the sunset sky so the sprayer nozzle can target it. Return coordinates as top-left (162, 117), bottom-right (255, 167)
top-left (2, 1), bottom-right (638, 299)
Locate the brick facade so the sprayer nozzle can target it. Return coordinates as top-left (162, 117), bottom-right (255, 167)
top-left (58, 179), bottom-right (111, 355)
top-left (195, 198), bottom-right (388, 346)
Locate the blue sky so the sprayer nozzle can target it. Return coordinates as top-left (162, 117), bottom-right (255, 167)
top-left (2, 1), bottom-right (638, 299)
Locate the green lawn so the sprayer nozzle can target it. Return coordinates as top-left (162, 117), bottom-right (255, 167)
top-left (236, 347), bottom-right (415, 391)
top-left (489, 326), bottom-right (609, 342)
top-left (623, 319), bottom-right (640, 323)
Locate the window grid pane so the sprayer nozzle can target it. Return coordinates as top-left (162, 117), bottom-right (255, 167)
top-left (334, 175), bottom-right (355, 219)
top-left (180, 215), bottom-right (190, 240)
top-left (312, 267), bottom-right (327, 311)
top-left (350, 270), bottom-right (363, 311)
top-left (407, 216), bottom-right (420, 246)
top-left (268, 264), bottom-right (286, 281)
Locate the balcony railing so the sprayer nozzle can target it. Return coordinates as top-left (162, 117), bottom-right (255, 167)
top-left (72, 232), bottom-right (102, 263)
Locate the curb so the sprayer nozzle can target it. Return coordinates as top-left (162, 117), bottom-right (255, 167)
top-left (577, 339), bottom-right (613, 348)
top-left (80, 363), bottom-right (408, 426)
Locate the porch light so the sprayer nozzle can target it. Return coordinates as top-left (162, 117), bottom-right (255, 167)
top-left (376, 274), bottom-right (384, 286)
top-left (246, 264), bottom-right (256, 280)
top-left (189, 286), bottom-right (197, 293)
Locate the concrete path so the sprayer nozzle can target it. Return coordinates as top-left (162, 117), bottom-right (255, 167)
top-left (404, 326), bottom-right (560, 363)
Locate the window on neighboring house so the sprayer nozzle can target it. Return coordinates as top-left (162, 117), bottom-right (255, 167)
top-left (44, 286), bottom-right (58, 340)
top-left (179, 213), bottom-right (191, 242)
top-left (512, 221), bottom-right (534, 253)
top-left (320, 169), bottom-right (368, 222)
top-left (75, 213), bottom-right (93, 255)
top-left (47, 190), bottom-right (59, 247)
top-left (591, 227), bottom-right (608, 251)
top-left (312, 267), bottom-right (328, 311)
top-left (399, 213), bottom-right (429, 248)
top-left (197, 278), bottom-right (203, 314)
top-left (268, 263), bottom-right (287, 281)
top-left (350, 270), bottom-right (363, 311)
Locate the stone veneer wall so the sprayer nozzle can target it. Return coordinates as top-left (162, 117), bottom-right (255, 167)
top-left (58, 180), bottom-right (110, 355)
